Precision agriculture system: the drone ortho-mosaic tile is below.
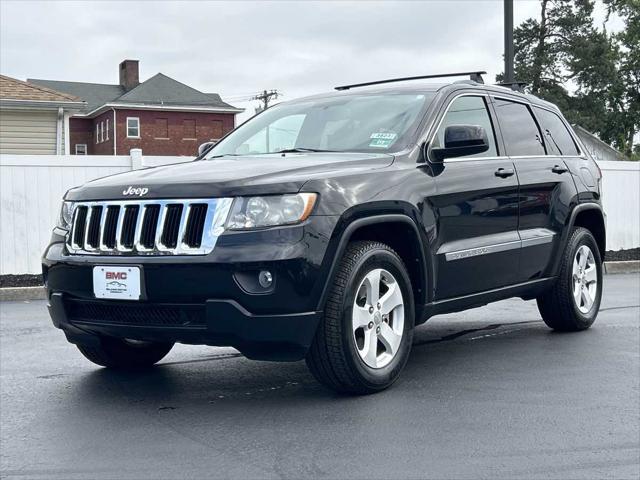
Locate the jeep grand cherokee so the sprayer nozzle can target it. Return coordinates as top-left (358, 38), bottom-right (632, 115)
top-left (43, 71), bottom-right (605, 394)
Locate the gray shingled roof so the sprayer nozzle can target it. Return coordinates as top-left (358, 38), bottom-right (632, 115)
top-left (28, 73), bottom-right (238, 115)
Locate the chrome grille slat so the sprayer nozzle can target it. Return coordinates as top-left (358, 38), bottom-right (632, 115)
top-left (84, 206), bottom-right (103, 251)
top-left (116, 205), bottom-right (139, 252)
top-left (71, 206), bottom-right (88, 248)
top-left (97, 206), bottom-right (111, 251)
top-left (112, 206), bottom-right (125, 251)
top-left (178, 204), bottom-right (193, 248)
top-left (155, 204), bottom-right (170, 251)
top-left (66, 198), bottom-right (233, 256)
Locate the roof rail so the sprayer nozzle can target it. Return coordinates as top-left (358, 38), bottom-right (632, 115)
top-left (334, 71), bottom-right (486, 91)
top-left (496, 81), bottom-right (528, 93)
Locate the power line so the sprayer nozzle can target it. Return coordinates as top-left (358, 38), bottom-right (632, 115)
top-left (251, 89), bottom-right (280, 113)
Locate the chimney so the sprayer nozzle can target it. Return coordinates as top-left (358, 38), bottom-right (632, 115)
top-left (119, 60), bottom-right (139, 91)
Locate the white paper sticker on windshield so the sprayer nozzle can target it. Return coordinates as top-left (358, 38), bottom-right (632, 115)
top-left (369, 132), bottom-right (398, 148)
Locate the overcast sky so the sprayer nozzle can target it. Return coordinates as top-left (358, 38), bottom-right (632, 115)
top-left (0, 0), bottom-right (622, 122)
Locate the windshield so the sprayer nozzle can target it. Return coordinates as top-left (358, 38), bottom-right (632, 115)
top-left (204, 92), bottom-right (434, 158)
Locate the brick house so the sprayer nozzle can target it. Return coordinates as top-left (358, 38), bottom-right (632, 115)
top-left (29, 60), bottom-right (242, 156)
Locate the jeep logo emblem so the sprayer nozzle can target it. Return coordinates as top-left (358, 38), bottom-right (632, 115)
top-left (122, 186), bottom-right (149, 197)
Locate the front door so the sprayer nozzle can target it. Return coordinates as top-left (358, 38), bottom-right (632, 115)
top-left (428, 94), bottom-right (520, 300)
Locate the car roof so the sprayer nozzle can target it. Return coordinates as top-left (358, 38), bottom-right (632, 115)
top-left (281, 81), bottom-right (559, 111)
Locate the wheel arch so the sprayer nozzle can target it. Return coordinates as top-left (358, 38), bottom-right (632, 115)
top-left (316, 214), bottom-right (430, 323)
top-left (572, 206), bottom-right (606, 257)
top-left (551, 203), bottom-right (606, 276)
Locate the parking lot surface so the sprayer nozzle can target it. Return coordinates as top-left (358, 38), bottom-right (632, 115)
top-left (1, 273), bottom-right (638, 479)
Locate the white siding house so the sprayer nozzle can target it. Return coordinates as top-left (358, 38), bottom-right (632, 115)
top-left (0, 75), bottom-right (84, 155)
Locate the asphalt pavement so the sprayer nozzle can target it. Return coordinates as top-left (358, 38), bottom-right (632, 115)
top-left (1, 274), bottom-right (638, 480)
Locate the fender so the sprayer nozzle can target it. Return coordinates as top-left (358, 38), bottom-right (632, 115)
top-left (549, 202), bottom-right (605, 276)
top-left (315, 213), bottom-right (431, 319)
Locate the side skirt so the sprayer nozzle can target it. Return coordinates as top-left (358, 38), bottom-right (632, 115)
top-left (419, 277), bottom-right (556, 324)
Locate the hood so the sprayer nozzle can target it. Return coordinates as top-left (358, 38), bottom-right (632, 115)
top-left (65, 152), bottom-right (394, 201)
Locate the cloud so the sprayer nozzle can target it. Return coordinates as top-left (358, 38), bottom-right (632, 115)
top-left (1, 0), bottom-right (544, 121)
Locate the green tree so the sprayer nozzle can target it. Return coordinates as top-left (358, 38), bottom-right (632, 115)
top-left (500, 0), bottom-right (639, 159)
top-left (602, 0), bottom-right (640, 159)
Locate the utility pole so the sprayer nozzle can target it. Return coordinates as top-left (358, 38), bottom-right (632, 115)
top-left (252, 89), bottom-right (279, 113)
top-left (251, 89), bottom-right (279, 151)
top-left (504, 0), bottom-right (515, 84)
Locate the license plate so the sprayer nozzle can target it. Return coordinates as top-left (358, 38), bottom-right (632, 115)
top-left (93, 266), bottom-right (141, 300)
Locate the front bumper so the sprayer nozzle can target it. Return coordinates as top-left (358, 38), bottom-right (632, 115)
top-left (43, 216), bottom-right (339, 361)
top-left (48, 293), bottom-right (321, 361)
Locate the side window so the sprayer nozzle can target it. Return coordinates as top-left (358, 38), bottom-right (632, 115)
top-left (432, 96), bottom-right (498, 158)
top-left (492, 98), bottom-right (545, 156)
top-left (533, 107), bottom-right (580, 156)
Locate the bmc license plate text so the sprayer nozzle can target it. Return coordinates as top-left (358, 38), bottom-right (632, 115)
top-left (93, 266), bottom-right (141, 300)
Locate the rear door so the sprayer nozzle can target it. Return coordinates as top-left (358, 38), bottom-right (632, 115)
top-left (428, 94), bottom-right (520, 299)
top-left (491, 97), bottom-right (578, 281)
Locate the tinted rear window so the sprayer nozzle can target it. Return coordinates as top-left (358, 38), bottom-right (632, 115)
top-left (493, 99), bottom-right (545, 156)
top-left (533, 107), bottom-right (580, 156)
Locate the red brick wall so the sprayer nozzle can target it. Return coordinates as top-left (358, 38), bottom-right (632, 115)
top-left (69, 118), bottom-right (93, 155)
top-left (69, 109), bottom-right (236, 156)
top-left (114, 109), bottom-right (235, 156)
top-left (93, 110), bottom-right (115, 155)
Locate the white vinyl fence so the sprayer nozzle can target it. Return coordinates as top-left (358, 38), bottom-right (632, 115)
top-left (0, 154), bottom-right (638, 275)
top-left (0, 150), bottom-right (194, 275)
top-left (597, 160), bottom-right (640, 251)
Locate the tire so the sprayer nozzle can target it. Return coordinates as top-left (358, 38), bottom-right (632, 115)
top-left (537, 227), bottom-right (603, 331)
top-left (306, 241), bottom-right (415, 394)
top-left (77, 336), bottom-right (174, 370)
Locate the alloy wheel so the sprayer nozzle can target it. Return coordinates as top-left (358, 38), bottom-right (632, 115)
top-left (352, 268), bottom-right (405, 369)
top-left (572, 245), bottom-right (598, 314)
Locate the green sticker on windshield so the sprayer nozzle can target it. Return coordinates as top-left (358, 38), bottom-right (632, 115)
top-left (369, 132), bottom-right (397, 148)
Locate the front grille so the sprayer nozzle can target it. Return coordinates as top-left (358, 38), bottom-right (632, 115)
top-left (66, 198), bottom-right (233, 256)
top-left (64, 298), bottom-right (206, 328)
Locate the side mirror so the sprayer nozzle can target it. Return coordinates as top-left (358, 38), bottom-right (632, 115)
top-left (197, 141), bottom-right (216, 157)
top-left (430, 125), bottom-right (489, 162)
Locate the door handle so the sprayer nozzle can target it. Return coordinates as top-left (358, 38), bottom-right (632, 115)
top-left (495, 167), bottom-right (515, 178)
top-left (551, 165), bottom-right (568, 174)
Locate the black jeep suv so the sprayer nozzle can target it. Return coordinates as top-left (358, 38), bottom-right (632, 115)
top-left (43, 72), bottom-right (605, 394)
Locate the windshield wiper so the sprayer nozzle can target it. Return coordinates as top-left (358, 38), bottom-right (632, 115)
top-left (276, 148), bottom-right (338, 154)
top-left (207, 153), bottom-right (242, 159)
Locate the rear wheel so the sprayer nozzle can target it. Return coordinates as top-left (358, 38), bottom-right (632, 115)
top-left (306, 241), bottom-right (414, 394)
top-left (537, 227), bottom-right (603, 331)
top-left (77, 336), bottom-right (174, 370)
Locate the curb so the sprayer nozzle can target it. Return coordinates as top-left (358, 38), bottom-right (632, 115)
top-left (0, 286), bottom-right (46, 302)
top-left (604, 260), bottom-right (640, 274)
top-left (1, 261), bottom-right (638, 302)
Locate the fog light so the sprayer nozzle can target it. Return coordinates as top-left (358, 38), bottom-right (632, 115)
top-left (258, 270), bottom-right (273, 288)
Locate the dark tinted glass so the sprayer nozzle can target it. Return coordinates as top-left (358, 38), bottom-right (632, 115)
top-left (533, 107), bottom-right (580, 156)
top-left (432, 96), bottom-right (497, 158)
top-left (493, 99), bottom-right (545, 156)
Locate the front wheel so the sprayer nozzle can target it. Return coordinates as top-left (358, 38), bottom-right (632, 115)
top-left (306, 241), bottom-right (414, 394)
top-left (537, 227), bottom-right (603, 331)
top-left (77, 336), bottom-right (174, 370)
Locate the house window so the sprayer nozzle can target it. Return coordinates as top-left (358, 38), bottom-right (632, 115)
top-left (211, 120), bottom-right (223, 139)
top-left (100, 122), bottom-right (104, 143)
top-left (75, 144), bottom-right (87, 155)
top-left (155, 118), bottom-right (169, 139)
top-left (106, 119), bottom-right (109, 141)
top-left (96, 124), bottom-right (99, 144)
top-left (127, 117), bottom-right (140, 138)
top-left (183, 119), bottom-right (196, 139)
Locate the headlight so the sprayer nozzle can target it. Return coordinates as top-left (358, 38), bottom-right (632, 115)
top-left (226, 193), bottom-right (317, 230)
top-left (57, 201), bottom-right (74, 230)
